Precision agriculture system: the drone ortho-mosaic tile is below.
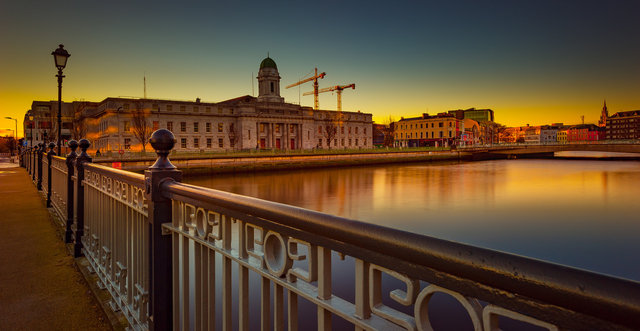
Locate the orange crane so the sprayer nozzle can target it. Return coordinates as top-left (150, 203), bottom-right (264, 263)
top-left (303, 84), bottom-right (355, 111)
top-left (286, 68), bottom-right (326, 110)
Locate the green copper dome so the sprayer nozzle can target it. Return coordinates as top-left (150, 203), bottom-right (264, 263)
top-left (260, 57), bottom-right (277, 70)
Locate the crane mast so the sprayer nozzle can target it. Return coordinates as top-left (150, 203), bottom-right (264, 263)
top-left (286, 68), bottom-right (326, 110)
top-left (303, 83), bottom-right (355, 111)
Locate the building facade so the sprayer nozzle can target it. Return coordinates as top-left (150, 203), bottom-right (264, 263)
top-left (23, 100), bottom-right (76, 148)
top-left (606, 110), bottom-right (640, 140)
top-left (393, 113), bottom-right (460, 147)
top-left (72, 57), bottom-right (373, 153)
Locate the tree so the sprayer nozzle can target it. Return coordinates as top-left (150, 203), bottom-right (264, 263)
top-left (228, 123), bottom-right (238, 150)
top-left (322, 113), bottom-right (340, 149)
top-left (71, 102), bottom-right (88, 140)
top-left (131, 101), bottom-right (152, 152)
top-left (381, 115), bottom-right (396, 147)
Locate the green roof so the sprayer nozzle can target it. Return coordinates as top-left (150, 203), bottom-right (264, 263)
top-left (260, 57), bottom-right (277, 70)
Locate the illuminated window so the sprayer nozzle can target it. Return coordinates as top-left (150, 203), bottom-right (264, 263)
top-left (218, 123), bottom-right (223, 133)
top-left (167, 122), bottom-right (173, 131)
top-left (206, 122), bottom-right (211, 133)
top-left (218, 138), bottom-right (223, 148)
top-left (194, 122), bottom-right (199, 133)
top-left (180, 122), bottom-right (186, 132)
top-left (260, 124), bottom-right (265, 133)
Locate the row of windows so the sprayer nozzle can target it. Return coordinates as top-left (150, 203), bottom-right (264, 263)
top-left (399, 122), bottom-right (453, 130)
top-left (120, 103), bottom-right (233, 114)
top-left (317, 125), bottom-right (367, 135)
top-left (180, 137), bottom-right (232, 149)
top-left (317, 138), bottom-right (365, 147)
top-left (397, 131), bottom-right (452, 139)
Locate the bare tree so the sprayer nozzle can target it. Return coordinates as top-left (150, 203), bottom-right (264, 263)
top-left (228, 123), bottom-right (238, 150)
top-left (71, 102), bottom-right (88, 140)
top-left (131, 101), bottom-right (152, 152)
top-left (322, 113), bottom-right (342, 149)
top-left (381, 115), bottom-right (396, 147)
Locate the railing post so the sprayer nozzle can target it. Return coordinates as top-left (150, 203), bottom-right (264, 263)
top-left (32, 148), bottom-right (36, 181)
top-left (37, 143), bottom-right (44, 191)
top-left (145, 129), bottom-right (181, 331)
top-left (65, 140), bottom-right (78, 243)
top-left (73, 139), bottom-right (92, 257)
top-left (46, 142), bottom-right (56, 207)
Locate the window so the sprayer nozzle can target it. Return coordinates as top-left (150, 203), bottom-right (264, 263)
top-left (270, 82), bottom-right (274, 93)
top-left (260, 123), bottom-right (265, 133)
top-left (194, 122), bottom-right (199, 133)
top-left (275, 124), bottom-right (280, 133)
top-left (206, 122), bottom-right (211, 133)
top-left (431, 132), bottom-right (434, 138)
top-left (180, 105), bottom-right (186, 112)
top-left (341, 138), bottom-right (345, 146)
top-left (123, 104), bottom-right (129, 110)
top-left (439, 122), bottom-right (443, 127)
top-left (290, 125), bottom-right (294, 134)
top-left (153, 121), bottom-right (159, 131)
top-left (334, 139), bottom-right (337, 146)
top-left (167, 122), bottom-right (173, 132)
top-left (206, 107), bottom-right (211, 113)
top-left (166, 105), bottom-right (173, 111)
top-left (318, 139), bottom-right (322, 147)
top-left (318, 126), bottom-right (322, 134)
top-left (341, 126), bottom-right (345, 134)
top-left (181, 138), bottom-right (187, 149)
top-left (152, 104), bottom-right (159, 111)
top-left (348, 127), bottom-right (352, 134)
top-left (194, 106), bottom-right (199, 112)
top-left (207, 138), bottom-right (212, 148)
top-left (218, 123), bottom-right (223, 133)
top-left (349, 138), bottom-right (352, 146)
top-left (180, 122), bottom-right (186, 132)
top-left (123, 121), bottom-right (130, 132)
top-left (124, 138), bottom-right (131, 150)
top-left (439, 131), bottom-right (443, 138)
top-left (355, 139), bottom-right (359, 146)
top-left (218, 138), bottom-right (224, 148)
top-left (364, 127), bottom-right (367, 134)
top-left (356, 127), bottom-right (359, 134)
top-left (194, 138), bottom-right (199, 148)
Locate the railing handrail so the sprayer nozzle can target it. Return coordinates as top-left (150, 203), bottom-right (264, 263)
top-left (84, 162), bottom-right (145, 186)
top-left (161, 180), bottom-right (640, 328)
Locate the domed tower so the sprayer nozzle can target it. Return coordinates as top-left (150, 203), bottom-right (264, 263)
top-left (257, 56), bottom-right (284, 103)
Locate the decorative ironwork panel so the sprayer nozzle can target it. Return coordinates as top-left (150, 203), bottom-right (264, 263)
top-left (82, 163), bottom-right (149, 330)
top-left (50, 156), bottom-right (68, 224)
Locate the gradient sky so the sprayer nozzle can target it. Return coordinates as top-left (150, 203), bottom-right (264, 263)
top-left (2, 0), bottom-right (639, 137)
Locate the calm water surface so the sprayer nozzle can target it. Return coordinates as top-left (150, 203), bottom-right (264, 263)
top-left (185, 159), bottom-right (640, 281)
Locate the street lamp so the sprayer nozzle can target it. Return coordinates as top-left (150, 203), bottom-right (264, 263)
top-left (28, 115), bottom-right (34, 147)
top-left (4, 116), bottom-right (18, 155)
top-left (52, 44), bottom-right (70, 155)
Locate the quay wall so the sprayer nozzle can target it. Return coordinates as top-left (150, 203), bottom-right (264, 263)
top-left (94, 150), bottom-right (473, 175)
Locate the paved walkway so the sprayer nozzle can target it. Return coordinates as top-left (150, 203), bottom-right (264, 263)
top-left (0, 159), bottom-right (111, 330)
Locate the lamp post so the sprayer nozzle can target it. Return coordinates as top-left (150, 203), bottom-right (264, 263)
top-left (4, 116), bottom-right (18, 155)
top-left (52, 44), bottom-right (70, 155)
top-left (28, 115), bottom-right (34, 147)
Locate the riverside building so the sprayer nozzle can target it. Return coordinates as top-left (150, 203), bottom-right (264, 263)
top-left (29, 57), bottom-right (373, 153)
top-left (393, 113), bottom-right (463, 147)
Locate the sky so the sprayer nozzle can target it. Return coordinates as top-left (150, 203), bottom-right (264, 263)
top-left (1, 0), bottom-right (639, 137)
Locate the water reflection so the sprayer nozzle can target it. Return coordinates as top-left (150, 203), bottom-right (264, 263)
top-left (186, 159), bottom-right (640, 281)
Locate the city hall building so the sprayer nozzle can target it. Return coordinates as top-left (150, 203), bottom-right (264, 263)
top-left (57, 57), bottom-right (373, 153)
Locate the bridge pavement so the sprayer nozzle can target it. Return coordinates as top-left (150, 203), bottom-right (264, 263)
top-left (0, 159), bottom-right (112, 330)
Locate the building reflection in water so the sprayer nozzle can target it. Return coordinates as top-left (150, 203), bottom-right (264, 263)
top-left (185, 159), bottom-right (640, 281)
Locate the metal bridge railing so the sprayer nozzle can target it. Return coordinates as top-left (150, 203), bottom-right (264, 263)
top-left (20, 130), bottom-right (640, 331)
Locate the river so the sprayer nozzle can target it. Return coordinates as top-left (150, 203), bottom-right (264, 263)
top-left (185, 158), bottom-right (640, 281)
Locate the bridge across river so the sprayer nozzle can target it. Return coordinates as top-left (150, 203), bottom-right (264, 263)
top-left (17, 135), bottom-right (640, 330)
top-left (460, 142), bottom-right (640, 157)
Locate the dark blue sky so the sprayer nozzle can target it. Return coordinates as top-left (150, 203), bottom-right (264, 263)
top-left (2, 0), bottom-right (639, 132)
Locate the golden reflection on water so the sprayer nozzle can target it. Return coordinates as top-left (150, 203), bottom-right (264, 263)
top-left (185, 159), bottom-right (640, 279)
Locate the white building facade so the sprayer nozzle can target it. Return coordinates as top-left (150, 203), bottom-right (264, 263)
top-left (80, 57), bottom-right (373, 153)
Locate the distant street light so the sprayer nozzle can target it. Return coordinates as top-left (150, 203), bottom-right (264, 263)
top-left (4, 116), bottom-right (18, 156)
top-left (52, 44), bottom-right (70, 155)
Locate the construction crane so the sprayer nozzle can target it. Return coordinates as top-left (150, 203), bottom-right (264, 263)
top-left (286, 68), bottom-right (326, 110)
top-left (303, 84), bottom-right (355, 111)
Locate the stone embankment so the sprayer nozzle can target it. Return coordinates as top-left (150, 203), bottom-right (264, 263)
top-left (95, 150), bottom-right (471, 174)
